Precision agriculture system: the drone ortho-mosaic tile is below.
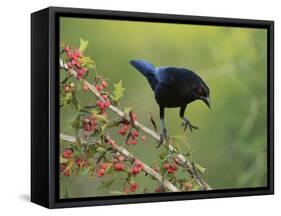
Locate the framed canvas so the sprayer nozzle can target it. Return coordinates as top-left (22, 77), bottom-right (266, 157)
top-left (31, 6), bottom-right (274, 208)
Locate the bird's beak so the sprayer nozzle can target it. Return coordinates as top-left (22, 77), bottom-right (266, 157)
top-left (201, 96), bottom-right (211, 109)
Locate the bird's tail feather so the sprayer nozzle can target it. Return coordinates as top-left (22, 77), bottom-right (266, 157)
top-left (130, 60), bottom-right (158, 90)
top-left (130, 60), bottom-right (155, 76)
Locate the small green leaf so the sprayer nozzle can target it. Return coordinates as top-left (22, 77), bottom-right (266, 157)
top-left (71, 92), bottom-right (79, 111)
top-left (112, 80), bottom-right (125, 101)
top-left (80, 167), bottom-right (91, 176)
top-left (98, 177), bottom-right (117, 190)
top-left (170, 135), bottom-right (191, 149)
top-left (96, 147), bottom-right (107, 153)
top-left (80, 56), bottom-right (95, 68)
top-left (79, 38), bottom-right (88, 52)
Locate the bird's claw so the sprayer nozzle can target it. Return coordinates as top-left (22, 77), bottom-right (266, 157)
top-left (182, 119), bottom-right (199, 132)
top-left (157, 128), bottom-right (167, 148)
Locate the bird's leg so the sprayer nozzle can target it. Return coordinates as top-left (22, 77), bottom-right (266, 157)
top-left (157, 106), bottom-right (168, 147)
top-left (180, 105), bottom-right (199, 132)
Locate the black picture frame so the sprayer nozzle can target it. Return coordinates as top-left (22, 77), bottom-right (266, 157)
top-left (31, 6), bottom-right (274, 208)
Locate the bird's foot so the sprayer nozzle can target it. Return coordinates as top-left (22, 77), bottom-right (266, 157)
top-left (157, 128), bottom-right (168, 148)
top-left (182, 118), bottom-right (199, 132)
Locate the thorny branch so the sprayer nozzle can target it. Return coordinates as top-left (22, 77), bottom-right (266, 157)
top-left (60, 133), bottom-right (180, 192)
top-left (60, 59), bottom-right (212, 190)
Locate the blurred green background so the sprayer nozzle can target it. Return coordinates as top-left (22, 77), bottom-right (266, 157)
top-left (60, 17), bottom-right (267, 198)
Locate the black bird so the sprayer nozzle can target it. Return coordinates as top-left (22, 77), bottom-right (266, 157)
top-left (130, 60), bottom-right (211, 146)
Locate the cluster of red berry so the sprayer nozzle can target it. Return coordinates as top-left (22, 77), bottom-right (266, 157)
top-left (83, 115), bottom-right (98, 132)
top-left (113, 153), bottom-right (125, 171)
top-left (163, 162), bottom-right (178, 174)
top-left (64, 46), bottom-right (88, 80)
top-left (60, 163), bottom-right (71, 176)
top-left (96, 163), bottom-right (110, 177)
top-left (63, 82), bottom-right (75, 93)
top-left (130, 159), bottom-right (144, 175)
top-left (76, 158), bottom-right (89, 168)
top-left (118, 122), bottom-right (130, 136)
top-left (118, 114), bottom-right (146, 145)
top-left (123, 182), bottom-right (139, 194)
top-left (95, 79), bottom-right (111, 112)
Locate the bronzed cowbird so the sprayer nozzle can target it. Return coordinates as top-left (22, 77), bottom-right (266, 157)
top-left (130, 60), bottom-right (211, 146)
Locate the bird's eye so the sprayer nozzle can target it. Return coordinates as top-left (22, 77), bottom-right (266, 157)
top-left (197, 88), bottom-right (203, 95)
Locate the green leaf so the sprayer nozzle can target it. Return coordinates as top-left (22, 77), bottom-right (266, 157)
top-left (96, 147), bottom-right (107, 153)
top-left (80, 56), bottom-right (95, 68)
top-left (71, 92), bottom-right (79, 111)
top-left (79, 38), bottom-right (88, 52)
top-left (90, 112), bottom-right (108, 123)
top-left (98, 177), bottom-right (117, 190)
top-left (170, 135), bottom-right (191, 149)
top-left (80, 167), bottom-right (91, 176)
top-left (112, 80), bottom-right (125, 101)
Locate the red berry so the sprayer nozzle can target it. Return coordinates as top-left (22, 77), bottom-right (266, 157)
top-left (67, 61), bottom-right (72, 68)
top-left (66, 51), bottom-right (73, 58)
top-left (102, 94), bottom-right (108, 100)
top-left (75, 49), bottom-right (81, 57)
top-left (82, 83), bottom-right (89, 91)
top-left (130, 182), bottom-right (139, 192)
top-left (118, 127), bottom-right (127, 136)
top-left (132, 130), bottom-right (139, 138)
top-left (113, 162), bottom-right (125, 171)
top-left (72, 54), bottom-right (78, 61)
top-left (60, 163), bottom-right (71, 176)
top-left (96, 101), bottom-right (105, 109)
top-left (76, 61), bottom-right (81, 67)
top-left (135, 160), bottom-right (144, 169)
top-left (131, 166), bottom-right (141, 175)
top-left (167, 167), bottom-right (175, 174)
top-left (83, 122), bottom-right (91, 131)
top-left (71, 59), bottom-right (77, 65)
top-left (77, 69), bottom-right (84, 76)
top-left (64, 46), bottom-right (70, 52)
top-left (82, 67), bottom-right (87, 72)
top-left (171, 163), bottom-right (178, 171)
top-left (100, 163), bottom-right (109, 169)
top-left (63, 148), bottom-right (73, 159)
top-left (76, 158), bottom-right (88, 167)
top-left (98, 84), bottom-right (104, 91)
top-left (101, 80), bottom-right (108, 88)
top-left (104, 100), bottom-right (111, 108)
top-left (131, 139), bottom-right (137, 145)
top-left (163, 163), bottom-right (170, 169)
top-left (97, 168), bottom-right (105, 177)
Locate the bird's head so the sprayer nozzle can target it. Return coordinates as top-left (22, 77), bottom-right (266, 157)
top-left (194, 82), bottom-right (211, 109)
